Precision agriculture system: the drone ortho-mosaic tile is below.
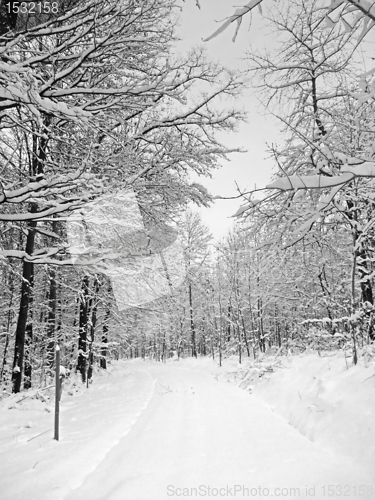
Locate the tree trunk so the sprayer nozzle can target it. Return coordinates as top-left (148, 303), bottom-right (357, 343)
top-left (318, 265), bottom-right (335, 335)
top-left (46, 266), bottom-right (57, 368)
top-left (357, 246), bottom-right (374, 305)
top-left (12, 216), bottom-right (36, 393)
top-left (227, 303), bottom-right (232, 342)
top-left (23, 291), bottom-right (33, 390)
top-left (257, 295), bottom-right (265, 353)
top-left (46, 219), bottom-right (59, 368)
top-left (217, 263), bottom-right (223, 367)
top-left (275, 303), bottom-right (282, 348)
top-left (237, 323), bottom-right (242, 364)
top-left (11, 118), bottom-right (50, 393)
top-left (77, 276), bottom-right (89, 382)
top-left (351, 228), bottom-right (358, 365)
top-left (239, 309), bottom-right (250, 357)
top-left (87, 277), bottom-right (100, 381)
top-left (100, 304), bottom-right (111, 369)
top-left (188, 282), bottom-right (197, 357)
top-left (1, 267), bottom-right (15, 383)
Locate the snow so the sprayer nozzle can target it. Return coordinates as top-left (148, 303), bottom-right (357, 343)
top-left (232, 200), bottom-right (261, 217)
top-left (267, 162), bottom-right (375, 193)
top-left (345, 163), bottom-right (375, 177)
top-left (267, 173), bottom-right (354, 191)
top-left (0, 354), bottom-right (374, 500)
top-left (220, 352), bottom-right (375, 472)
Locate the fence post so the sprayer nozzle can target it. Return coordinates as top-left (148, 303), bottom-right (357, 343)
top-left (54, 345), bottom-right (60, 441)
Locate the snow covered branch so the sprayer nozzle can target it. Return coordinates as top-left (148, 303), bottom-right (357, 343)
top-left (266, 162), bottom-right (375, 192)
top-left (203, 0), bottom-right (263, 42)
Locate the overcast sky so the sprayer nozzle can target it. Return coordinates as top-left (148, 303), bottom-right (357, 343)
top-left (175, 0), bottom-right (281, 240)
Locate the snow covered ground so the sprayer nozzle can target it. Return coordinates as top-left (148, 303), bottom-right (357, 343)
top-left (0, 353), bottom-right (374, 500)
top-left (233, 351), bottom-right (375, 470)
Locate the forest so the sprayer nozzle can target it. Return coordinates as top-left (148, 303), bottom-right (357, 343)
top-left (1, 0), bottom-right (375, 395)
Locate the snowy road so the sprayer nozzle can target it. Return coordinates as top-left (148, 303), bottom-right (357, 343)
top-left (67, 360), bottom-right (372, 500)
top-left (0, 359), bottom-right (373, 500)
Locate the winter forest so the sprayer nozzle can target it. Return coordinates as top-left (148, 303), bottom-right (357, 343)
top-left (1, 1), bottom-right (375, 499)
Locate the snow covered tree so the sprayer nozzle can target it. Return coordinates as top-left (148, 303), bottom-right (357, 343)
top-left (178, 210), bottom-right (212, 357)
top-left (0, 0), bottom-right (246, 392)
top-left (229, 0), bottom-right (375, 362)
top-left (200, 0), bottom-right (375, 44)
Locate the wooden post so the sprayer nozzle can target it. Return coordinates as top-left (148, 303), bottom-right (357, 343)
top-left (54, 345), bottom-right (60, 441)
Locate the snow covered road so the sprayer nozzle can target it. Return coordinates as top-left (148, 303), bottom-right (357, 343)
top-left (0, 359), bottom-right (374, 500)
top-left (69, 360), bottom-right (373, 500)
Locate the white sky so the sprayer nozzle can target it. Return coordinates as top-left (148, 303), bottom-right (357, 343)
top-left (175, 0), bottom-right (282, 240)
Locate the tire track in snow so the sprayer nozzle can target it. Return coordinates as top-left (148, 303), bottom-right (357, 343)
top-left (65, 360), bottom-right (375, 500)
top-left (0, 364), bottom-right (158, 500)
top-left (65, 368), bottom-right (157, 495)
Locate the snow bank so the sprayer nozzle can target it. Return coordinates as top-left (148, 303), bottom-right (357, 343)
top-left (216, 351), bottom-right (375, 474)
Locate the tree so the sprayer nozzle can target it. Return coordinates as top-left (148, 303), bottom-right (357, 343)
top-left (200, 0), bottom-right (375, 44)
top-left (230, 0), bottom-right (375, 362)
top-left (1, 0), bottom-right (246, 391)
top-left (178, 210), bottom-right (212, 357)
